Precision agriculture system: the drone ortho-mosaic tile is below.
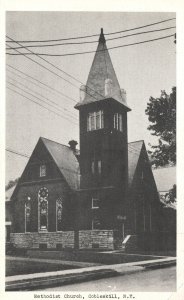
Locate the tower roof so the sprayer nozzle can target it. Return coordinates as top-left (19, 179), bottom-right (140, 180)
top-left (75, 28), bottom-right (130, 110)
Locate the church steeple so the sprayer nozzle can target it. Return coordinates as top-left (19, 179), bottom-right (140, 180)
top-left (75, 28), bottom-right (130, 111)
top-left (99, 28), bottom-right (105, 43)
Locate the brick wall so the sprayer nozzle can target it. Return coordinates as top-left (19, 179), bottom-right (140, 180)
top-left (11, 230), bottom-right (115, 250)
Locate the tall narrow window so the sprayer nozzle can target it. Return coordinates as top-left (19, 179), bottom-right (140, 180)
top-left (25, 197), bottom-right (31, 232)
top-left (56, 198), bottom-right (63, 232)
top-left (91, 159), bottom-right (102, 175)
top-left (98, 160), bottom-right (101, 174)
top-left (87, 110), bottom-right (104, 131)
top-left (40, 164), bottom-right (46, 177)
top-left (114, 113), bottom-right (123, 131)
top-left (38, 187), bottom-right (49, 231)
top-left (119, 114), bottom-right (123, 131)
top-left (92, 195), bottom-right (101, 230)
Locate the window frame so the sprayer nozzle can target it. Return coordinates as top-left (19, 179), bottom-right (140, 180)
top-left (38, 187), bottom-right (49, 232)
top-left (113, 113), bottom-right (123, 132)
top-left (56, 198), bottom-right (63, 232)
top-left (91, 159), bottom-right (102, 175)
top-left (87, 110), bottom-right (104, 131)
top-left (40, 164), bottom-right (46, 177)
top-left (92, 197), bottom-right (100, 209)
top-left (25, 197), bottom-right (31, 233)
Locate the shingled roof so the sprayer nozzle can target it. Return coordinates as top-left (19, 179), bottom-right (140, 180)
top-left (42, 138), bottom-right (144, 190)
top-left (75, 29), bottom-right (130, 110)
top-left (128, 140), bottom-right (144, 186)
top-left (41, 137), bottom-right (80, 190)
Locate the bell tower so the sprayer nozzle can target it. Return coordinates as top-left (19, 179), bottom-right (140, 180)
top-left (75, 29), bottom-right (131, 230)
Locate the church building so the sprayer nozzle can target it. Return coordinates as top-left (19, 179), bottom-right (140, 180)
top-left (10, 29), bottom-right (164, 252)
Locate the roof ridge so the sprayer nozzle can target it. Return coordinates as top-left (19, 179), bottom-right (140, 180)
top-left (128, 140), bottom-right (144, 144)
top-left (153, 165), bottom-right (176, 170)
top-left (40, 136), bottom-right (70, 149)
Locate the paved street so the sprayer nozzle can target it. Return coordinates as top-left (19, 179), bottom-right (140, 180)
top-left (44, 266), bottom-right (176, 292)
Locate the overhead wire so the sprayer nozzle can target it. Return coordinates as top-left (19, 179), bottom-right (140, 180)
top-left (5, 17), bottom-right (176, 43)
top-left (7, 81), bottom-right (78, 123)
top-left (6, 148), bottom-right (30, 158)
top-left (6, 36), bottom-right (104, 102)
top-left (7, 75), bottom-right (78, 120)
top-left (6, 26), bottom-right (176, 49)
top-left (105, 17), bottom-right (176, 35)
top-left (6, 34), bottom-right (175, 57)
top-left (6, 64), bottom-right (77, 104)
top-left (7, 86), bottom-right (78, 125)
top-left (6, 148), bottom-right (80, 174)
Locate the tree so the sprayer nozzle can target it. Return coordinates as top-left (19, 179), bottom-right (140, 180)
top-left (5, 178), bottom-right (19, 191)
top-left (165, 184), bottom-right (176, 204)
top-left (145, 87), bottom-right (176, 168)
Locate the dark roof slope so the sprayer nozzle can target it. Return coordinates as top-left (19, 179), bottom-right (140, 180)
top-left (128, 140), bottom-right (144, 186)
top-left (41, 137), bottom-right (80, 190)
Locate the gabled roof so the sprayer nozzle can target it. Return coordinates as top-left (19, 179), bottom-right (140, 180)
top-left (41, 137), bottom-right (80, 190)
top-left (6, 185), bottom-right (16, 202)
top-left (153, 166), bottom-right (176, 192)
top-left (75, 29), bottom-right (130, 110)
top-left (128, 140), bottom-right (144, 186)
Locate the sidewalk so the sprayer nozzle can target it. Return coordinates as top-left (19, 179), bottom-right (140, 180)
top-left (5, 256), bottom-right (176, 291)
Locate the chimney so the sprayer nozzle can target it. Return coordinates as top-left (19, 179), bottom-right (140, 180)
top-left (68, 140), bottom-right (78, 152)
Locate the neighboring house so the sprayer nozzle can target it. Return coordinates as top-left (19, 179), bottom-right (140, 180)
top-left (9, 29), bottom-right (173, 252)
top-left (153, 166), bottom-right (176, 209)
top-left (153, 166), bottom-right (176, 252)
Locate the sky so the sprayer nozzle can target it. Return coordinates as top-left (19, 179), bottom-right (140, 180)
top-left (5, 11), bottom-right (176, 184)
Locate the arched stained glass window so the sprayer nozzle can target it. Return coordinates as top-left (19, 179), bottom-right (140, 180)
top-left (25, 196), bottom-right (31, 232)
top-left (56, 198), bottom-right (63, 232)
top-left (38, 187), bottom-right (49, 231)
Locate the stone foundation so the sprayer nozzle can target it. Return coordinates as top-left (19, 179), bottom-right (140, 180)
top-left (10, 230), bottom-right (116, 250)
top-left (10, 232), bottom-right (74, 249)
top-left (79, 230), bottom-right (114, 249)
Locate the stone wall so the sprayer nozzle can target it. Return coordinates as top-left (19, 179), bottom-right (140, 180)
top-left (11, 232), bottom-right (74, 249)
top-left (11, 230), bottom-right (115, 250)
top-left (79, 230), bottom-right (114, 249)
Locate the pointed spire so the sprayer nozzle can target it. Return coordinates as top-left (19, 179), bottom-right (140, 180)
top-left (75, 28), bottom-right (131, 111)
top-left (99, 28), bottom-right (105, 44)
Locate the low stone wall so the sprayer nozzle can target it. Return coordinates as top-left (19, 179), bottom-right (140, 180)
top-left (11, 230), bottom-right (115, 250)
top-left (79, 230), bottom-right (114, 249)
top-left (10, 232), bottom-right (74, 249)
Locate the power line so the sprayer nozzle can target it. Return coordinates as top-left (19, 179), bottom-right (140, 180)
top-left (7, 81), bottom-right (78, 123)
top-left (7, 85), bottom-right (78, 125)
top-left (5, 17), bottom-right (175, 43)
top-left (6, 36), bottom-right (104, 102)
top-left (6, 64), bottom-right (77, 104)
top-left (7, 34), bottom-right (175, 57)
top-left (6, 147), bottom-right (80, 174)
top-left (6, 26), bottom-right (176, 49)
top-left (6, 145), bottom-right (143, 160)
top-left (7, 75), bottom-right (78, 120)
top-left (6, 148), bottom-right (29, 158)
top-left (6, 41), bottom-right (80, 90)
top-left (105, 17), bottom-right (176, 35)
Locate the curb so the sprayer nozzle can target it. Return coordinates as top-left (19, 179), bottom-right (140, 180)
top-left (6, 269), bottom-right (118, 291)
top-left (5, 258), bottom-right (176, 291)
